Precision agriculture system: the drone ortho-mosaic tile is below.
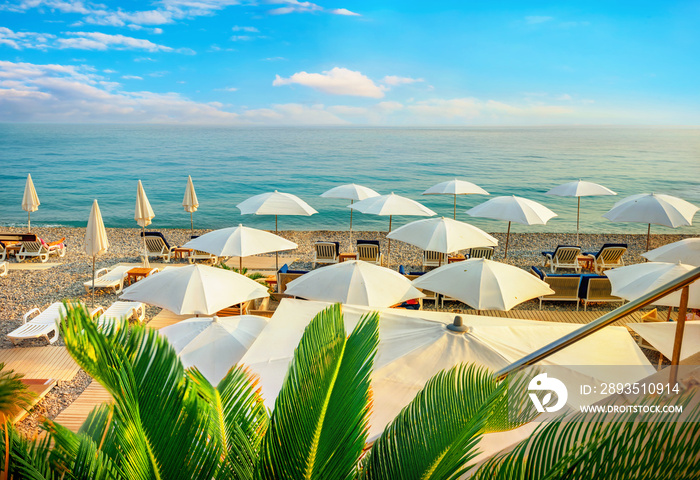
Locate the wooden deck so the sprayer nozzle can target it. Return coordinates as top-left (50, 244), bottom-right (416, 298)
top-left (438, 307), bottom-right (648, 326)
top-left (0, 346), bottom-right (80, 382)
top-left (52, 382), bottom-right (111, 433)
top-left (146, 309), bottom-right (192, 330)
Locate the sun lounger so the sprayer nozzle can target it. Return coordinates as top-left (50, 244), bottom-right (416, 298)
top-left (91, 301), bottom-right (145, 330)
top-left (530, 266), bottom-right (581, 310)
top-left (584, 243), bottom-right (627, 274)
top-left (422, 250), bottom-right (448, 271)
top-left (404, 271), bottom-right (437, 308)
top-left (141, 231), bottom-right (178, 262)
top-left (8, 301), bottom-right (83, 345)
top-left (541, 245), bottom-right (582, 273)
top-left (0, 262), bottom-right (6, 277)
top-left (357, 240), bottom-right (383, 265)
top-left (16, 238), bottom-right (66, 263)
top-left (186, 235), bottom-right (219, 265)
top-left (83, 265), bottom-right (132, 294)
top-left (276, 264), bottom-right (308, 295)
top-left (313, 241), bottom-right (339, 268)
top-left (579, 276), bottom-right (624, 311)
top-left (466, 246), bottom-right (494, 260)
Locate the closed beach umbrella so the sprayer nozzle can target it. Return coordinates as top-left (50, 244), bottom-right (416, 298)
top-left (321, 183), bottom-right (380, 248)
top-left (412, 258), bottom-right (554, 311)
top-left (183, 175), bottom-right (199, 235)
top-left (422, 178), bottom-right (489, 219)
top-left (85, 199), bottom-right (110, 307)
top-left (349, 193), bottom-right (436, 267)
top-left (183, 224), bottom-right (298, 271)
top-left (642, 238), bottom-right (700, 266)
top-left (387, 217), bottom-right (498, 257)
top-left (284, 260), bottom-right (425, 307)
top-left (22, 173), bottom-right (40, 232)
top-left (602, 193), bottom-right (699, 251)
top-left (121, 263), bottom-right (269, 315)
top-left (546, 180), bottom-right (616, 243)
top-left (467, 195), bottom-right (557, 258)
top-left (605, 262), bottom-right (700, 309)
top-left (135, 180), bottom-right (155, 267)
top-left (160, 315), bottom-right (268, 385)
top-left (237, 191), bottom-right (317, 270)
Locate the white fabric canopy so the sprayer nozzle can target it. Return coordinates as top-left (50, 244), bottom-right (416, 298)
top-left (545, 180), bottom-right (616, 197)
top-left (412, 258), bottom-right (554, 311)
top-left (349, 193), bottom-right (436, 217)
top-left (605, 262), bottom-right (700, 308)
top-left (629, 321), bottom-right (700, 361)
top-left (387, 217), bottom-right (497, 253)
top-left (642, 238), bottom-right (700, 266)
top-left (22, 173), bottom-right (40, 231)
top-left (160, 315), bottom-right (268, 385)
top-left (182, 175), bottom-right (199, 213)
top-left (121, 264), bottom-right (269, 315)
top-left (183, 224), bottom-right (297, 257)
top-left (320, 183), bottom-right (379, 201)
top-left (603, 193), bottom-right (698, 228)
top-left (85, 199), bottom-right (109, 257)
top-left (467, 195), bottom-right (557, 225)
top-left (423, 179), bottom-right (489, 196)
top-left (284, 260), bottom-right (425, 307)
top-left (236, 190), bottom-right (317, 216)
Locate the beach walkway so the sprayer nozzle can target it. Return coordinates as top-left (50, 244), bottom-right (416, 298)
top-left (0, 346), bottom-right (80, 382)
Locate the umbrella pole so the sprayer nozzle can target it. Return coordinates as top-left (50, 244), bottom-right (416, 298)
top-left (142, 226), bottom-right (149, 268)
top-left (190, 212), bottom-right (194, 236)
top-left (646, 224), bottom-right (651, 251)
top-left (350, 199), bottom-right (353, 252)
top-left (91, 256), bottom-right (96, 308)
top-left (576, 197), bottom-right (580, 245)
top-left (240, 256), bottom-right (243, 273)
top-left (387, 215), bottom-right (392, 268)
top-left (453, 195), bottom-right (456, 220)
top-left (27, 212), bottom-right (31, 233)
top-left (504, 221), bottom-right (511, 259)
top-left (670, 286), bottom-right (690, 385)
top-left (275, 215), bottom-right (279, 271)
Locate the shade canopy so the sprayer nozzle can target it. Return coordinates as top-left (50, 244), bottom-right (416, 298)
top-left (412, 258), bottom-right (554, 311)
top-left (284, 260), bottom-right (424, 307)
top-left (134, 180), bottom-right (155, 228)
top-left (629, 321), bottom-right (700, 362)
top-left (320, 183), bottom-right (380, 201)
top-left (349, 193), bottom-right (436, 217)
top-left (467, 195), bottom-right (557, 225)
top-left (85, 199), bottom-right (109, 257)
top-left (387, 217), bottom-right (497, 253)
top-left (183, 224), bottom-right (297, 257)
top-left (160, 315), bottom-right (268, 385)
top-left (182, 175), bottom-right (199, 213)
top-left (545, 180), bottom-right (616, 197)
top-left (602, 193), bottom-right (698, 228)
top-left (422, 178), bottom-right (489, 196)
top-left (240, 299), bottom-right (653, 443)
top-left (121, 264), bottom-right (269, 315)
top-left (22, 173), bottom-right (40, 213)
top-left (236, 190), bottom-right (318, 216)
top-left (642, 238), bottom-right (700, 266)
top-left (605, 262), bottom-right (700, 309)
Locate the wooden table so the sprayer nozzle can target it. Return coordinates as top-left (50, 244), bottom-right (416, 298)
top-left (339, 252), bottom-right (358, 262)
top-left (126, 267), bottom-right (158, 285)
top-left (264, 275), bottom-right (277, 289)
top-left (5, 244), bottom-right (21, 257)
top-left (577, 255), bottom-right (595, 272)
top-left (448, 255), bottom-right (466, 264)
top-left (172, 247), bottom-right (193, 260)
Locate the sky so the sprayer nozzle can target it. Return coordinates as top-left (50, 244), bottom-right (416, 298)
top-left (0, 0), bottom-right (698, 125)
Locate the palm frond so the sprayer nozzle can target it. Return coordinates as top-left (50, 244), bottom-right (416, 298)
top-left (256, 304), bottom-right (379, 480)
top-left (0, 362), bottom-right (35, 421)
top-left (1, 421), bottom-right (54, 480)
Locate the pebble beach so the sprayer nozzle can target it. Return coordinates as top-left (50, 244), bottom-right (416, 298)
top-left (0, 225), bottom-right (694, 435)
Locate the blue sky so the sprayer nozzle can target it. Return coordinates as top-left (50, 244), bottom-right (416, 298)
top-left (1, 0), bottom-right (698, 125)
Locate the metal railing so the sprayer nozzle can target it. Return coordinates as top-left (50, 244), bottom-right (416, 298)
top-left (494, 265), bottom-right (700, 380)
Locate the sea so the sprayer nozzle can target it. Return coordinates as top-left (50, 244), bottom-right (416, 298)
top-left (1, 124), bottom-right (699, 234)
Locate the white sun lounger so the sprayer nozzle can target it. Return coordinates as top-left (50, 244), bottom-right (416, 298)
top-left (84, 265), bottom-right (132, 294)
top-left (16, 239), bottom-right (66, 263)
top-left (0, 262), bottom-right (7, 277)
top-left (8, 301), bottom-right (82, 345)
top-left (91, 301), bottom-right (145, 330)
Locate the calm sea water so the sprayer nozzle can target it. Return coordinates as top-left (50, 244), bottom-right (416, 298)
top-left (1, 124), bottom-right (698, 234)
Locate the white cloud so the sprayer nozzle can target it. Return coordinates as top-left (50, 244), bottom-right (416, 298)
top-left (122, 75), bottom-right (143, 80)
top-left (59, 31), bottom-right (175, 52)
top-left (232, 25), bottom-right (259, 32)
top-left (273, 67), bottom-right (385, 98)
top-left (525, 15), bottom-right (554, 24)
top-left (557, 93), bottom-right (572, 101)
top-left (329, 8), bottom-right (359, 16)
top-left (230, 35), bottom-right (253, 41)
top-left (381, 75), bottom-right (424, 86)
top-left (262, 56), bottom-right (286, 61)
top-left (268, 0), bottom-right (322, 15)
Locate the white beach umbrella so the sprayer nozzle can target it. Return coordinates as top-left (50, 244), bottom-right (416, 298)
top-left (321, 183), bottom-right (380, 248)
top-left (22, 173), bottom-right (40, 232)
top-left (240, 299), bottom-right (653, 445)
top-left (182, 224), bottom-right (298, 271)
top-left (422, 178), bottom-right (489, 219)
top-left (467, 195), bottom-right (557, 258)
top-left (237, 190), bottom-right (317, 270)
top-left (387, 217), bottom-right (498, 259)
top-left (604, 262), bottom-right (700, 309)
top-left (121, 264), bottom-right (269, 315)
top-left (629, 321), bottom-right (700, 362)
top-left (85, 199), bottom-right (110, 307)
top-left (182, 175), bottom-right (199, 235)
top-left (284, 260), bottom-right (425, 307)
top-left (160, 315), bottom-right (268, 385)
top-left (349, 193), bottom-right (437, 267)
top-left (412, 258), bottom-right (554, 311)
top-left (602, 193), bottom-right (699, 251)
top-left (642, 238), bottom-right (700, 266)
top-left (135, 180), bottom-right (155, 267)
top-left (545, 180), bottom-right (616, 243)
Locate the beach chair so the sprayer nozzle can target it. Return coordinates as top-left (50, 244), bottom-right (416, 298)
top-left (8, 301), bottom-right (83, 345)
top-left (0, 261), bottom-right (6, 277)
top-left (91, 301), bottom-right (145, 330)
top-left (579, 276), bottom-right (624, 311)
top-left (83, 265), bottom-right (132, 294)
top-left (541, 245), bottom-right (582, 273)
top-left (467, 246), bottom-right (494, 260)
top-left (187, 234), bottom-right (219, 265)
top-left (140, 232), bottom-right (178, 262)
top-left (276, 264), bottom-right (308, 295)
top-left (530, 267), bottom-right (581, 310)
top-left (16, 237), bottom-right (65, 263)
top-left (405, 272), bottom-right (438, 308)
top-left (0, 243), bottom-right (5, 262)
top-left (313, 241), bottom-right (339, 268)
top-left (357, 240), bottom-right (383, 265)
top-left (422, 250), bottom-right (448, 271)
top-left (584, 243), bottom-right (627, 274)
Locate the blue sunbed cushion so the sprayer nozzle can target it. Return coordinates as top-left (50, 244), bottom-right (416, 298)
top-left (584, 243), bottom-right (627, 258)
top-left (530, 266), bottom-right (545, 280)
top-left (579, 274), bottom-right (608, 298)
top-left (398, 265), bottom-right (406, 274)
top-left (357, 239), bottom-right (380, 247)
top-left (141, 231), bottom-right (172, 249)
top-left (542, 245), bottom-right (581, 257)
top-left (409, 271), bottom-right (425, 276)
top-left (279, 264), bottom-right (289, 274)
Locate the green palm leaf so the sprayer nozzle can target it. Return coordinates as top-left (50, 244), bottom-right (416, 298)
top-left (256, 304), bottom-right (379, 480)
